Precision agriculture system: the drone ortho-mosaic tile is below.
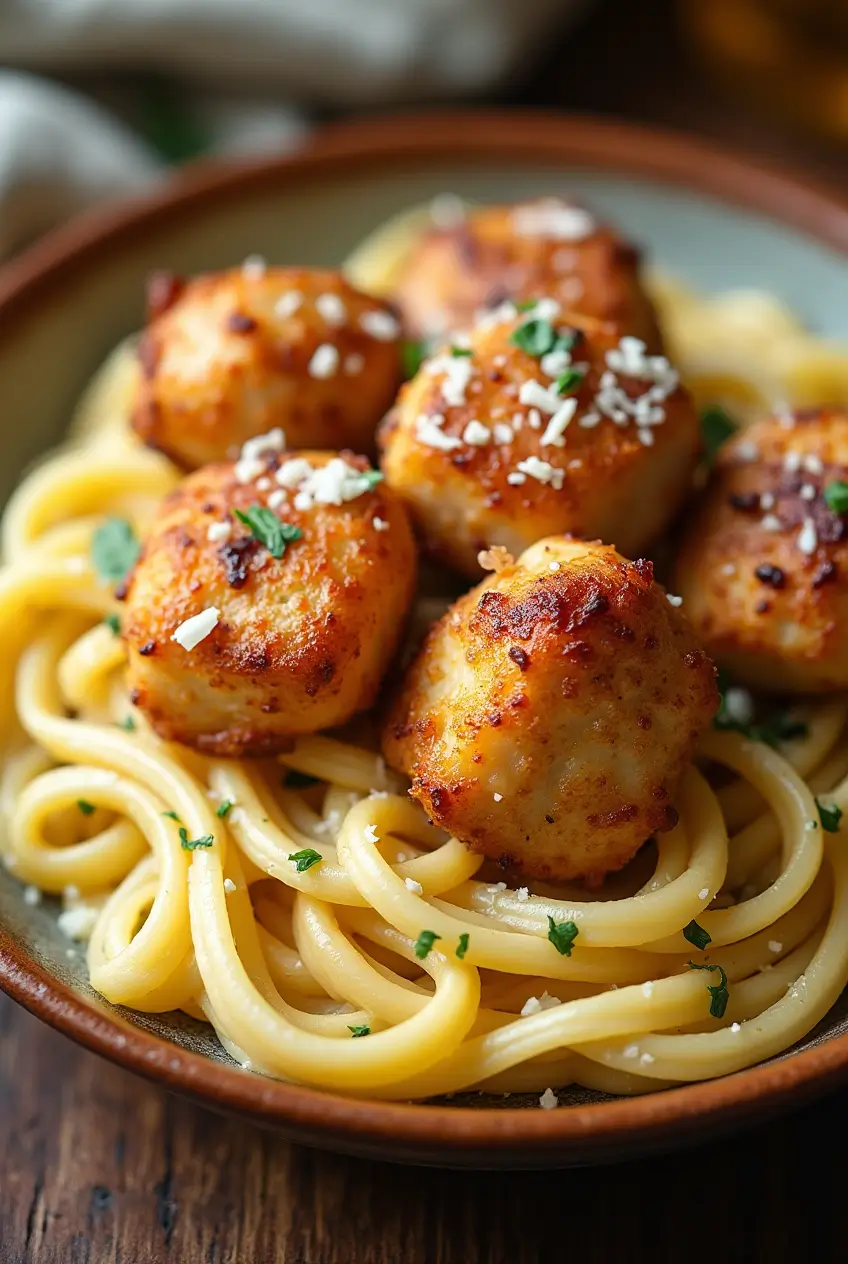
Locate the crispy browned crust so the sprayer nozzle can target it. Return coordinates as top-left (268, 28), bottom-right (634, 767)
top-left (393, 200), bottom-right (663, 346)
top-left (123, 452), bottom-right (417, 753)
top-left (131, 267), bottom-right (402, 469)
top-left (382, 537), bottom-right (717, 883)
top-left (675, 406), bottom-right (848, 693)
top-left (379, 311), bottom-right (699, 577)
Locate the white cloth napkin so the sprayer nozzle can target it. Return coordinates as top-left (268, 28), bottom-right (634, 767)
top-left (0, 0), bottom-right (584, 257)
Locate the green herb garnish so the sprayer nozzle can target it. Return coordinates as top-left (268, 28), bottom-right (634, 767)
top-left (179, 828), bottom-right (214, 851)
top-left (683, 919), bottom-right (712, 951)
top-left (555, 368), bottom-right (585, 396)
top-left (359, 469), bottom-right (384, 491)
top-left (509, 318), bottom-right (558, 357)
top-left (233, 506), bottom-right (302, 559)
top-left (515, 299), bottom-right (538, 313)
top-left (162, 810), bottom-right (181, 822)
top-left (714, 673), bottom-right (807, 748)
top-left (347, 1024), bottom-right (371, 1038)
top-left (91, 517), bottom-right (140, 584)
top-left (288, 848), bottom-right (322, 873)
top-left (823, 481), bottom-right (848, 514)
top-left (816, 798), bottom-right (843, 833)
top-left (688, 961), bottom-right (729, 1019)
top-left (456, 933), bottom-right (470, 960)
top-left (119, 715), bottom-right (136, 732)
top-left (700, 405), bottom-right (737, 464)
top-left (547, 916), bottom-right (579, 957)
top-left (450, 346), bottom-right (473, 357)
top-left (76, 800), bottom-right (96, 816)
top-left (104, 613), bottom-right (121, 636)
top-left (216, 800), bottom-right (234, 819)
top-left (401, 339), bottom-right (427, 379)
top-left (283, 770), bottom-right (320, 789)
top-left (413, 929), bottom-right (441, 960)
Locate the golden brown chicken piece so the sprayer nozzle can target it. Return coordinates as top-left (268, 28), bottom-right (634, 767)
top-left (675, 406), bottom-right (848, 693)
top-left (131, 265), bottom-right (402, 469)
top-left (393, 196), bottom-right (662, 346)
top-left (379, 301), bottom-right (699, 577)
top-left (123, 442), bottom-right (417, 754)
top-left (382, 536), bottom-right (717, 883)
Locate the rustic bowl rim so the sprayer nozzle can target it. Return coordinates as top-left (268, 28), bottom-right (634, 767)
top-left (2, 109), bottom-right (848, 1163)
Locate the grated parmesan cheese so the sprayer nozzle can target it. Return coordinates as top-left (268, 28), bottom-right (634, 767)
top-left (514, 457), bottom-right (565, 489)
top-left (57, 905), bottom-right (99, 941)
top-left (415, 413), bottom-right (462, 452)
top-left (171, 607), bottom-right (220, 651)
top-left (308, 344), bottom-right (340, 379)
top-left (207, 521), bottom-right (232, 543)
top-left (516, 887), bottom-right (530, 902)
top-left (23, 884), bottom-right (41, 906)
top-left (540, 398), bottom-right (578, 448)
top-left (242, 254), bottom-right (267, 279)
top-left (404, 877), bottom-right (424, 895)
top-left (274, 457), bottom-right (381, 510)
top-left (224, 878), bottom-right (237, 894)
top-left (513, 199), bottom-right (595, 241)
top-left (539, 1087), bottom-right (559, 1109)
top-left (797, 518), bottom-right (818, 554)
top-left (315, 293), bottom-right (347, 327)
top-left (462, 420), bottom-right (491, 446)
top-left (359, 309), bottom-right (400, 341)
top-left (274, 290), bottom-right (303, 319)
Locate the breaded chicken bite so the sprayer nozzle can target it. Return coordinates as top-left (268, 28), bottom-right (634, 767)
top-left (675, 406), bottom-right (848, 693)
top-left (382, 537), bottom-right (717, 883)
top-left (123, 440), bottom-right (417, 754)
top-left (394, 196), bottom-right (662, 346)
top-left (379, 300), bottom-right (699, 577)
top-left (131, 265), bottom-right (402, 469)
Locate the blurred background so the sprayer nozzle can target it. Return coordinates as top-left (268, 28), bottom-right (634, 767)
top-left (0, 0), bottom-right (846, 260)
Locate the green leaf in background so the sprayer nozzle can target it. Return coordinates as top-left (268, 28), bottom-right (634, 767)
top-left (138, 76), bottom-right (210, 165)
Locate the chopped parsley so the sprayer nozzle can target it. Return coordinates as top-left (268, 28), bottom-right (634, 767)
top-left (450, 346), bottom-right (473, 357)
top-left (347, 1024), bottom-right (371, 1038)
top-left (456, 933), bottom-right (470, 960)
top-left (179, 828), bottom-right (214, 851)
top-left (104, 613), bottom-right (121, 636)
top-left (359, 469), bottom-right (384, 491)
top-left (683, 919), bottom-right (712, 951)
top-left (162, 810), bottom-right (181, 822)
top-left (283, 770), bottom-right (320, 789)
top-left (547, 916), bottom-right (579, 957)
top-left (76, 799), bottom-right (96, 816)
top-left (91, 517), bottom-right (140, 584)
top-left (688, 961), bottom-right (729, 1019)
top-left (119, 715), bottom-right (136, 732)
top-left (823, 481), bottom-right (848, 514)
top-left (555, 368), bottom-right (584, 396)
top-left (714, 673), bottom-right (807, 748)
top-left (233, 505), bottom-right (302, 559)
top-left (515, 299), bottom-right (538, 312)
top-left (816, 798), bottom-right (843, 833)
top-left (413, 929), bottom-right (441, 960)
top-left (216, 800), bottom-right (234, 818)
top-left (401, 339), bottom-right (427, 379)
top-left (288, 848), bottom-right (322, 873)
top-left (700, 404), bottom-right (737, 464)
top-left (510, 318), bottom-right (558, 357)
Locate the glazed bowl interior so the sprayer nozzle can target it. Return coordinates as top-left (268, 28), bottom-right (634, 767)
top-left (3, 113), bottom-right (848, 1166)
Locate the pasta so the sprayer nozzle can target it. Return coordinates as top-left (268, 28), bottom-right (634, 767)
top-left (3, 204), bottom-right (848, 1105)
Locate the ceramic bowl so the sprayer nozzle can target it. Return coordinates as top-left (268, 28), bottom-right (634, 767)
top-left (3, 111), bottom-right (848, 1168)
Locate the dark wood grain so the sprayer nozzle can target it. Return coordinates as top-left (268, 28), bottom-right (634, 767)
top-left (4, 0), bottom-right (848, 1259)
top-left (2, 992), bottom-right (847, 1264)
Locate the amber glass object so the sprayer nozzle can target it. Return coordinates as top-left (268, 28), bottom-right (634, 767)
top-left (684, 0), bottom-right (848, 144)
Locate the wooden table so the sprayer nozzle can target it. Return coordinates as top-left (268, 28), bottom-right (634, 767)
top-left (3, 1), bottom-right (848, 1260)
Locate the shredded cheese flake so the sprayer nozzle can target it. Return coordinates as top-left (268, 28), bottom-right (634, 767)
top-left (171, 607), bottom-right (220, 651)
